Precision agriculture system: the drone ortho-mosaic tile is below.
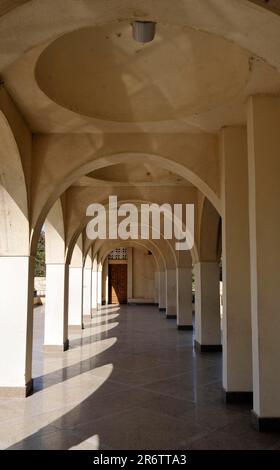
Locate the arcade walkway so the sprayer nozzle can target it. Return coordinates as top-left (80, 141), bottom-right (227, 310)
top-left (1, 305), bottom-right (280, 450)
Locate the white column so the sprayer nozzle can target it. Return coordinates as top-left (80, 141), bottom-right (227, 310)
top-left (91, 268), bottom-right (98, 312)
top-left (177, 267), bottom-right (193, 330)
top-left (158, 271), bottom-right (166, 310)
top-left (0, 256), bottom-right (34, 396)
top-left (44, 263), bottom-right (69, 351)
top-left (97, 269), bottom-right (102, 309)
top-left (194, 262), bottom-right (221, 351)
top-left (166, 268), bottom-right (177, 319)
top-left (103, 258), bottom-right (109, 305)
top-left (247, 96), bottom-right (280, 430)
top-left (68, 266), bottom-right (83, 330)
top-left (221, 126), bottom-right (252, 403)
top-left (83, 266), bottom-right (92, 319)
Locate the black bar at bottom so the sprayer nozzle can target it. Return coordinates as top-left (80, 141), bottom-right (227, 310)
top-left (1, 450), bottom-right (280, 466)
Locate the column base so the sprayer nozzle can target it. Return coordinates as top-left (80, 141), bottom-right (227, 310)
top-left (222, 388), bottom-right (253, 404)
top-left (178, 325), bottom-right (193, 331)
top-left (43, 339), bottom-right (69, 352)
top-left (166, 314), bottom-right (176, 319)
top-left (166, 306), bottom-right (177, 317)
top-left (0, 378), bottom-right (33, 398)
top-left (159, 307), bottom-right (166, 312)
top-left (68, 324), bottom-right (84, 332)
top-left (251, 411), bottom-right (280, 432)
top-left (195, 340), bottom-right (222, 352)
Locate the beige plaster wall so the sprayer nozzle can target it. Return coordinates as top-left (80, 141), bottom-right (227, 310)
top-left (132, 247), bottom-right (155, 302)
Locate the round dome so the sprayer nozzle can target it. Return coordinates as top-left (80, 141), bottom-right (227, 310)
top-left (35, 22), bottom-right (250, 122)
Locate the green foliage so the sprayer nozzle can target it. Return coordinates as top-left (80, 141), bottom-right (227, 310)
top-left (35, 231), bottom-right (45, 277)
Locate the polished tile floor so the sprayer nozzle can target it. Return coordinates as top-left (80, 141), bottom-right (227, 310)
top-left (1, 304), bottom-right (280, 450)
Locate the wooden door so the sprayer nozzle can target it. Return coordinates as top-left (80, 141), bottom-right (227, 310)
top-left (109, 264), bottom-right (127, 304)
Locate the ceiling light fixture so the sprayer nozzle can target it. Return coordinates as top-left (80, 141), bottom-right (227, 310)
top-left (132, 21), bottom-right (156, 44)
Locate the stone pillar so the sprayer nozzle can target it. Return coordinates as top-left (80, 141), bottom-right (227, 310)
top-left (166, 268), bottom-right (177, 319)
top-left (221, 126), bottom-right (252, 403)
top-left (97, 267), bottom-right (102, 309)
top-left (68, 236), bottom-right (83, 329)
top-left (83, 265), bottom-right (92, 319)
top-left (158, 271), bottom-right (166, 311)
top-left (103, 258), bottom-right (109, 305)
top-left (194, 262), bottom-right (221, 351)
top-left (91, 267), bottom-right (98, 312)
top-left (247, 96), bottom-right (280, 430)
top-left (68, 266), bottom-right (83, 330)
top-left (0, 256), bottom-right (34, 397)
top-left (177, 267), bottom-right (193, 330)
top-left (44, 263), bottom-right (69, 351)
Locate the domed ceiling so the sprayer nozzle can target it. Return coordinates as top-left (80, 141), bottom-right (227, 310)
top-left (35, 22), bottom-right (250, 123)
top-left (3, 5), bottom-right (280, 133)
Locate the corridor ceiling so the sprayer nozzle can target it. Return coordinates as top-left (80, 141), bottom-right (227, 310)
top-left (1, 0), bottom-right (280, 134)
top-left (85, 160), bottom-right (194, 186)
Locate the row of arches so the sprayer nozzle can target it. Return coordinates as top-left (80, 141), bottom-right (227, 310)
top-left (1, 93), bottom-right (280, 432)
top-left (0, 0), bottom-right (280, 433)
top-left (0, 98), bottom-right (221, 391)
